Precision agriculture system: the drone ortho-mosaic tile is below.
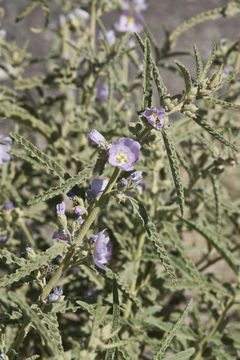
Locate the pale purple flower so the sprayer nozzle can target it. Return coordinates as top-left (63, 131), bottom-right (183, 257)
top-left (130, 170), bottom-right (142, 185)
top-left (108, 138), bottom-right (141, 171)
top-left (142, 108), bottom-right (165, 130)
top-left (74, 206), bottom-right (84, 215)
top-left (53, 230), bottom-right (70, 244)
top-left (46, 286), bottom-right (63, 302)
top-left (87, 129), bottom-right (108, 147)
top-left (67, 191), bottom-right (76, 201)
top-left (56, 201), bottom-right (66, 216)
top-left (93, 229), bottom-right (112, 270)
top-left (121, 0), bottom-right (148, 12)
top-left (0, 352), bottom-right (5, 360)
top-left (4, 201), bottom-right (13, 210)
top-left (114, 11), bottom-right (143, 33)
top-left (74, 8), bottom-right (90, 21)
top-left (97, 81), bottom-right (109, 101)
top-left (1, 235), bottom-right (8, 243)
top-left (98, 30), bottom-right (116, 46)
top-left (120, 178), bottom-right (128, 187)
top-left (76, 216), bottom-right (84, 224)
top-left (0, 136), bottom-right (12, 164)
top-left (88, 178), bottom-right (109, 199)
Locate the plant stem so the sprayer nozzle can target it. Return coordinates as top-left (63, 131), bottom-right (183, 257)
top-left (193, 298), bottom-right (234, 360)
top-left (124, 232), bottom-right (146, 318)
top-left (18, 218), bottom-right (36, 250)
top-left (41, 166), bottom-right (121, 301)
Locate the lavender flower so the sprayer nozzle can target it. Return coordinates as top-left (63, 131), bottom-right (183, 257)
top-left (93, 229), bottom-right (112, 270)
top-left (56, 201), bottom-right (66, 216)
top-left (121, 0), bottom-right (148, 12)
top-left (87, 129), bottom-right (108, 147)
top-left (74, 8), bottom-right (90, 21)
top-left (108, 138), bottom-right (141, 171)
top-left (1, 235), bottom-right (8, 243)
top-left (0, 135), bottom-right (12, 164)
top-left (130, 170), bottom-right (142, 186)
top-left (96, 81), bottom-right (109, 101)
top-left (74, 206), bottom-right (84, 215)
top-left (53, 230), bottom-right (70, 244)
top-left (142, 108), bottom-right (165, 130)
top-left (76, 216), bottom-right (84, 224)
top-left (98, 30), bottom-right (116, 46)
top-left (120, 178), bottom-right (128, 187)
top-left (46, 286), bottom-right (63, 302)
top-left (88, 178), bottom-right (109, 199)
top-left (4, 201), bottom-right (13, 210)
top-left (114, 11), bottom-right (143, 33)
top-left (67, 191), bottom-right (76, 201)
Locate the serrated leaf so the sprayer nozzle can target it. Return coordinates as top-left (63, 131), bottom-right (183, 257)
top-left (142, 38), bottom-right (152, 109)
top-left (28, 166), bottom-right (92, 205)
top-left (162, 130), bottom-right (185, 215)
top-left (200, 43), bottom-right (217, 81)
top-left (180, 218), bottom-right (239, 275)
top-left (0, 101), bottom-right (52, 137)
top-left (9, 293), bottom-right (63, 356)
top-left (128, 198), bottom-right (176, 284)
top-left (166, 348), bottom-right (195, 360)
top-left (193, 44), bottom-right (203, 84)
top-left (205, 97), bottom-right (240, 111)
top-left (153, 299), bottom-right (193, 360)
top-left (191, 114), bottom-right (238, 152)
top-left (0, 249), bottom-right (26, 267)
top-left (14, 76), bottom-right (46, 90)
top-left (0, 241), bottom-right (68, 287)
top-left (11, 132), bottom-right (65, 179)
top-left (175, 60), bottom-right (192, 94)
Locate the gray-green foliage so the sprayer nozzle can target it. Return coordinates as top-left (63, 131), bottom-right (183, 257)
top-left (0, 1), bottom-right (240, 360)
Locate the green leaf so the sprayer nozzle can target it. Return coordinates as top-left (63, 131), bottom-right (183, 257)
top-left (10, 132), bottom-right (65, 180)
top-left (200, 43), bottom-right (217, 81)
top-left (142, 38), bottom-right (152, 109)
top-left (0, 102), bottom-right (52, 137)
top-left (162, 130), bottom-right (185, 215)
top-left (175, 60), bottom-right (192, 94)
top-left (191, 114), bottom-right (238, 152)
top-left (180, 218), bottom-right (239, 275)
top-left (153, 299), bottom-right (193, 360)
top-left (0, 249), bottom-right (26, 267)
top-left (205, 97), bottom-right (240, 111)
top-left (166, 348), bottom-right (195, 360)
top-left (16, 0), bottom-right (50, 33)
top-left (0, 241), bottom-right (68, 287)
top-left (27, 166), bottom-right (93, 205)
top-left (9, 293), bottom-right (63, 356)
top-left (193, 44), bottom-right (203, 84)
top-left (128, 198), bottom-right (177, 284)
top-left (14, 76), bottom-right (46, 90)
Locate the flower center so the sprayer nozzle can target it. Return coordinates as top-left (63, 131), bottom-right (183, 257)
top-left (152, 112), bottom-right (160, 125)
top-left (115, 151), bottom-right (128, 164)
top-left (127, 16), bottom-right (135, 24)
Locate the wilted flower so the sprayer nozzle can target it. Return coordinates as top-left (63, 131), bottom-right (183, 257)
top-left (67, 191), bottom-right (76, 201)
top-left (88, 178), bottom-right (109, 199)
top-left (98, 30), bottom-right (116, 46)
top-left (114, 11), bottom-right (143, 33)
top-left (142, 108), bottom-right (165, 130)
top-left (96, 81), bottom-right (109, 101)
top-left (108, 138), bottom-right (141, 171)
top-left (87, 129), bottom-right (108, 148)
top-left (53, 230), bottom-right (70, 244)
top-left (93, 229), bottom-right (112, 270)
top-left (130, 170), bottom-right (142, 186)
top-left (56, 201), bottom-right (66, 216)
top-left (0, 135), bottom-right (12, 164)
top-left (46, 286), bottom-right (63, 302)
top-left (4, 201), bottom-right (13, 210)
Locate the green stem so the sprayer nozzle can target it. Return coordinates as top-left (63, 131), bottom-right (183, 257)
top-left (8, 319), bottom-right (31, 360)
top-left (18, 219), bottom-right (36, 250)
top-left (41, 167), bottom-right (121, 301)
top-left (193, 298), bottom-right (234, 360)
top-left (124, 232), bottom-right (146, 318)
top-left (90, 0), bottom-right (96, 50)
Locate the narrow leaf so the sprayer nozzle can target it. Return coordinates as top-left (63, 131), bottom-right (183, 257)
top-left (175, 60), bottom-right (192, 94)
top-left (193, 44), bottom-right (203, 84)
top-left (162, 130), bottom-right (185, 215)
top-left (142, 38), bottom-right (152, 109)
top-left (200, 43), bottom-right (217, 81)
top-left (166, 348), bottom-right (195, 360)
